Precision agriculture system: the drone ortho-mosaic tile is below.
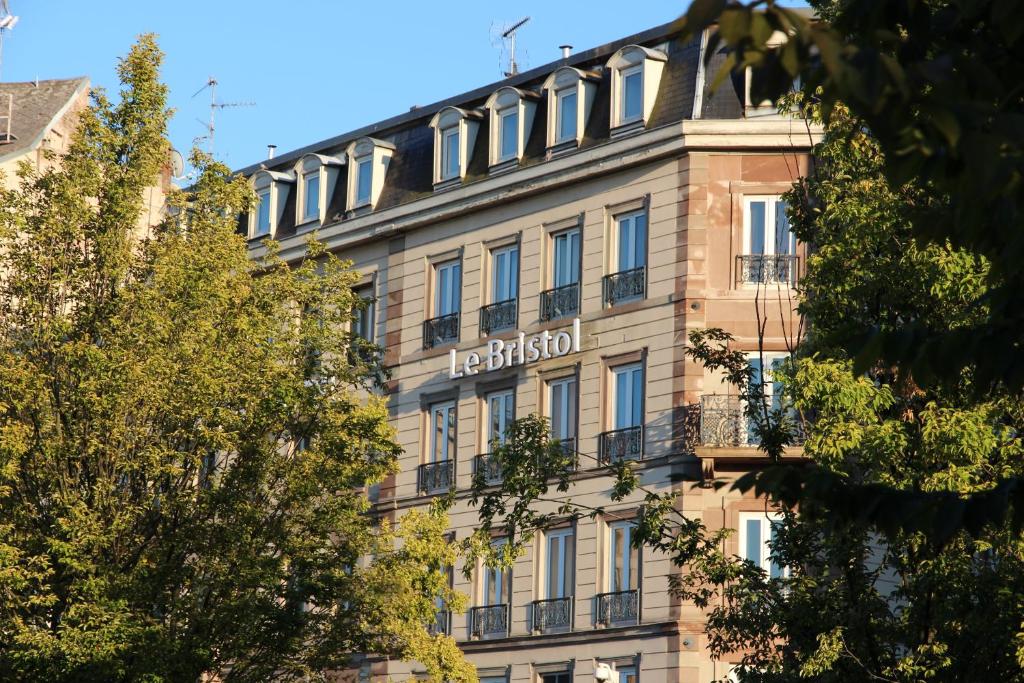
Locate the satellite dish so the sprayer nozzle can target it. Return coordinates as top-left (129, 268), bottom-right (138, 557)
top-left (169, 148), bottom-right (185, 179)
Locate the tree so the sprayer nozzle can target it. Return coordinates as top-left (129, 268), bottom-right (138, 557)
top-left (0, 36), bottom-right (472, 682)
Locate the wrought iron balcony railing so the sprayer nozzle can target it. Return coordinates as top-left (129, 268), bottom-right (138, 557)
top-left (698, 394), bottom-right (805, 448)
top-left (423, 312), bottom-right (460, 350)
top-left (539, 282), bottom-right (580, 321)
top-left (427, 609), bottom-right (451, 636)
top-left (470, 604), bottom-right (508, 638)
top-left (474, 453), bottom-right (503, 485)
top-left (597, 426), bottom-right (643, 465)
top-left (417, 460), bottom-right (455, 494)
top-left (532, 597), bottom-right (573, 632)
top-left (737, 254), bottom-right (799, 286)
top-left (602, 266), bottom-right (646, 305)
top-left (595, 589), bottom-right (639, 626)
top-left (479, 299), bottom-right (517, 334)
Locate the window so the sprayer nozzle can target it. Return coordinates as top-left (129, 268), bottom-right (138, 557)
top-left (486, 389), bottom-right (515, 448)
top-left (541, 674), bottom-right (571, 683)
top-left (545, 528), bottom-right (574, 599)
top-left (556, 89), bottom-right (578, 143)
top-left (499, 108), bottom-right (518, 161)
top-left (435, 260), bottom-right (462, 317)
top-left (491, 245), bottom-right (519, 304)
top-left (429, 402), bottom-right (456, 464)
top-left (356, 158), bottom-right (372, 206)
top-left (618, 667), bottom-right (637, 683)
top-left (302, 171), bottom-right (320, 221)
top-left (548, 376), bottom-right (577, 444)
top-left (255, 189), bottom-right (271, 236)
top-left (745, 196), bottom-right (795, 257)
top-left (621, 65), bottom-right (643, 123)
top-left (346, 137), bottom-right (394, 210)
top-left (442, 127), bottom-right (460, 180)
top-left (739, 512), bottom-right (787, 578)
top-left (608, 520), bottom-right (638, 592)
top-left (612, 363), bottom-right (643, 431)
top-left (615, 211), bottom-right (647, 274)
top-left (552, 229), bottom-right (581, 288)
top-left (352, 286), bottom-right (374, 342)
top-left (483, 538), bottom-right (510, 606)
top-left (746, 352), bottom-right (790, 444)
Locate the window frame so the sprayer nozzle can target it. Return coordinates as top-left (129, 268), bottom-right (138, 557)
top-left (551, 227), bottom-right (581, 288)
top-left (254, 187), bottom-right (271, 236)
top-left (611, 362), bottom-right (644, 431)
top-left (352, 285), bottom-right (374, 343)
top-left (607, 519), bottom-right (640, 592)
top-left (544, 526), bottom-right (575, 600)
top-left (555, 87), bottom-right (578, 144)
top-left (485, 388), bottom-right (515, 448)
top-left (354, 156), bottom-right (373, 207)
top-left (482, 537), bottom-right (511, 607)
top-left (490, 243), bottom-right (520, 304)
top-left (428, 400), bottom-right (457, 464)
top-left (434, 259), bottom-right (462, 317)
top-left (738, 511), bottom-right (788, 579)
top-left (613, 209), bottom-right (648, 274)
top-left (742, 195), bottom-right (796, 257)
top-left (620, 64), bottom-right (643, 124)
top-left (547, 375), bottom-right (578, 442)
top-left (302, 170), bottom-right (320, 222)
top-left (441, 126), bottom-right (461, 181)
top-left (498, 107), bottom-right (519, 162)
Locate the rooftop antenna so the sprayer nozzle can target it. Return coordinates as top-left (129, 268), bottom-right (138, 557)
top-left (191, 76), bottom-right (255, 155)
top-left (501, 16), bottom-right (530, 77)
top-left (0, 0), bottom-right (20, 82)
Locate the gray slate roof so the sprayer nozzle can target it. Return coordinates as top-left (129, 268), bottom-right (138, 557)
top-left (0, 77), bottom-right (89, 162)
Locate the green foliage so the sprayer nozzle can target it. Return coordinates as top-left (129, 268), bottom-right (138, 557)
top-left (0, 36), bottom-right (472, 683)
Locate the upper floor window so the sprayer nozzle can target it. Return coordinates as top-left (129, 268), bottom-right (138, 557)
top-left (618, 667), bottom-right (637, 683)
top-left (302, 170), bottom-right (320, 221)
top-left (429, 401), bottom-right (457, 464)
top-left (295, 153), bottom-right (343, 227)
top-left (249, 169), bottom-right (293, 238)
top-left (352, 285), bottom-right (374, 342)
top-left (741, 196), bottom-right (797, 285)
top-left (491, 244), bottom-right (519, 304)
top-left (346, 137), bottom-right (394, 211)
top-left (255, 188), bottom-right (271, 236)
top-left (435, 260), bottom-right (462, 317)
top-left (548, 376), bottom-right (577, 445)
top-left (612, 363), bottom-right (644, 432)
top-left (484, 86), bottom-right (538, 169)
top-left (606, 44), bottom-right (668, 131)
top-left (429, 106), bottom-right (482, 187)
top-left (553, 228), bottom-right (581, 288)
top-left (544, 527), bottom-right (575, 600)
top-left (739, 511), bottom-right (787, 578)
top-left (482, 538), bottom-right (510, 606)
top-left (486, 389), bottom-right (515, 448)
top-left (604, 210), bottom-right (647, 305)
top-left (543, 67), bottom-right (599, 149)
top-left (608, 520), bottom-right (639, 592)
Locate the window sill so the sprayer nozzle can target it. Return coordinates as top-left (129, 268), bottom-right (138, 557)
top-left (610, 119), bottom-right (645, 138)
top-left (433, 176), bottom-right (462, 192)
top-left (488, 158), bottom-right (519, 176)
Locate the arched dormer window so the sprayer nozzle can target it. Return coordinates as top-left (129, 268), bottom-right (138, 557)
top-left (606, 44), bottom-right (668, 133)
top-left (346, 137), bottom-right (394, 211)
top-left (484, 86), bottom-right (539, 170)
top-left (428, 106), bottom-right (482, 187)
top-left (249, 169), bottom-right (294, 238)
top-left (542, 66), bottom-right (599, 150)
top-left (294, 153), bottom-right (344, 226)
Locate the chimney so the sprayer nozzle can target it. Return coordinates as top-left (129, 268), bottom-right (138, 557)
top-left (266, 144), bottom-right (276, 160)
top-left (559, 44), bottom-right (573, 59)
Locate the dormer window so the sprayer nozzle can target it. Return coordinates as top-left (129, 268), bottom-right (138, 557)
top-left (606, 44), bottom-right (668, 133)
top-left (484, 87), bottom-right (538, 170)
top-left (542, 67), bottom-right (599, 150)
top-left (295, 153), bottom-right (344, 226)
top-left (248, 169), bottom-right (294, 238)
top-left (428, 106), bottom-right (482, 188)
top-left (346, 137), bottom-right (394, 211)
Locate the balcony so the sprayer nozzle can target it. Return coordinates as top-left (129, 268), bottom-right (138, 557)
top-left (532, 597), bottom-right (573, 633)
top-left (479, 299), bottom-right (517, 334)
top-left (470, 604), bottom-right (508, 638)
top-left (417, 460), bottom-right (455, 494)
top-left (597, 426), bottom-right (643, 465)
top-left (698, 394), bottom-right (806, 448)
top-left (428, 609), bottom-right (451, 636)
top-left (737, 254), bottom-right (799, 286)
top-left (423, 312), bottom-right (460, 350)
top-left (473, 452), bottom-right (503, 485)
top-left (602, 266), bottom-right (646, 306)
top-left (595, 589), bottom-right (639, 626)
top-left (539, 282), bottom-right (580, 321)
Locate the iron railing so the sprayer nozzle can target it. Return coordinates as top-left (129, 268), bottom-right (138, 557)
top-left (423, 312), bottom-right (460, 349)
top-left (698, 394), bottom-right (805, 447)
top-left (417, 460), bottom-right (455, 493)
top-left (603, 266), bottom-right (646, 305)
top-left (539, 282), bottom-right (580, 321)
top-left (479, 299), bottom-right (517, 334)
top-left (428, 610), bottom-right (451, 636)
top-left (470, 604), bottom-right (508, 638)
top-left (598, 426), bottom-right (643, 465)
top-left (474, 453), bottom-right (503, 485)
top-left (737, 254), bottom-right (799, 286)
top-left (532, 597), bottom-right (573, 632)
top-left (596, 589), bottom-right (639, 626)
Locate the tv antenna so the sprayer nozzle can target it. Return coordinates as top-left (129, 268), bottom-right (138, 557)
top-left (501, 16), bottom-right (530, 77)
top-left (0, 0), bottom-right (20, 82)
top-left (191, 76), bottom-right (255, 154)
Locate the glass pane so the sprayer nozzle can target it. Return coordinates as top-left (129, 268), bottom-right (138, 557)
top-left (633, 213), bottom-right (647, 268)
top-left (256, 191), bottom-right (270, 233)
top-left (749, 201), bottom-right (766, 254)
top-left (548, 535), bottom-right (561, 598)
top-left (554, 230), bottom-right (581, 287)
top-left (501, 110), bottom-right (518, 159)
top-left (432, 406), bottom-right (444, 462)
top-left (614, 366), bottom-right (641, 429)
top-left (611, 526), bottom-right (624, 591)
top-left (769, 520), bottom-right (784, 579)
top-left (632, 367), bottom-right (643, 426)
top-left (437, 266), bottom-right (450, 315)
top-left (357, 159), bottom-right (372, 203)
top-left (444, 129), bottom-right (460, 178)
top-left (565, 379), bottom-right (577, 439)
top-left (619, 668), bottom-right (637, 683)
top-left (450, 263), bottom-right (461, 313)
top-left (775, 199), bottom-right (793, 255)
top-left (618, 215), bottom-right (633, 271)
top-left (624, 70), bottom-right (642, 120)
top-left (564, 533), bottom-right (575, 595)
top-left (446, 405), bottom-right (456, 462)
top-left (494, 251), bottom-right (507, 301)
top-left (304, 174), bottom-right (319, 219)
top-left (745, 518), bottom-right (762, 566)
top-left (627, 525), bottom-right (637, 590)
top-left (559, 91), bottom-right (578, 141)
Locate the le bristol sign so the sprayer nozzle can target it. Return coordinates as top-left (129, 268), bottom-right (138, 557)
top-left (448, 318), bottom-right (581, 380)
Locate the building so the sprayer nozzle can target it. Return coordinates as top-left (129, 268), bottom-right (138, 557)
top-left (237, 18), bottom-right (818, 683)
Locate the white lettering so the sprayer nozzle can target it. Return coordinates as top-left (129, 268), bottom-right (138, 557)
top-left (464, 352), bottom-right (480, 375)
top-left (540, 330), bottom-right (552, 359)
top-left (503, 341), bottom-right (515, 367)
top-left (448, 349), bottom-right (463, 379)
top-left (554, 331), bottom-right (572, 355)
top-left (527, 336), bottom-right (541, 362)
top-left (486, 339), bottom-right (505, 371)
top-left (517, 332), bottom-right (526, 365)
top-left (447, 319), bottom-right (582, 378)
top-left (573, 317), bottom-right (581, 352)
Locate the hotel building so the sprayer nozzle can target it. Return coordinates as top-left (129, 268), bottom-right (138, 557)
top-left (237, 18), bottom-right (818, 683)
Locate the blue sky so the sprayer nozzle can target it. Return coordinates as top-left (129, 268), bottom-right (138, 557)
top-left (2, 1), bottom-right (687, 173)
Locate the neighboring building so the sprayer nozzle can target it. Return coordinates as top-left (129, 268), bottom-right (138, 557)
top-left (238, 18), bottom-right (818, 683)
